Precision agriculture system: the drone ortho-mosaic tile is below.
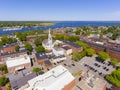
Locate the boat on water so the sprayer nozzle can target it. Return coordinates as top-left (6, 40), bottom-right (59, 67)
top-left (3, 27), bottom-right (23, 31)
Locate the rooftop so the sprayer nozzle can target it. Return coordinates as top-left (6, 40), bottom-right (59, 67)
top-left (44, 60), bottom-right (52, 66)
top-left (64, 41), bottom-right (81, 48)
top-left (35, 52), bottom-right (48, 60)
top-left (76, 72), bottom-right (106, 90)
top-left (25, 65), bottom-right (75, 90)
top-left (0, 49), bottom-right (27, 56)
top-left (0, 43), bottom-right (17, 50)
top-left (6, 54), bottom-right (30, 68)
top-left (62, 46), bottom-right (71, 50)
top-left (53, 47), bottom-right (63, 51)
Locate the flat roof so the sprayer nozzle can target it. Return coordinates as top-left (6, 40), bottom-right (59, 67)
top-left (6, 54), bottom-right (30, 68)
top-left (53, 47), bottom-right (63, 51)
top-left (44, 60), bottom-right (52, 66)
top-left (62, 46), bottom-right (71, 50)
top-left (0, 43), bottom-right (17, 50)
top-left (64, 41), bottom-right (81, 48)
top-left (10, 73), bottom-right (37, 90)
top-left (26, 65), bottom-right (75, 90)
top-left (35, 52), bottom-right (48, 60)
top-left (0, 50), bottom-right (27, 56)
top-left (77, 72), bottom-right (106, 90)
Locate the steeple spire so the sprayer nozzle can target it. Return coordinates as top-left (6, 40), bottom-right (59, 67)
top-left (48, 28), bottom-right (52, 49)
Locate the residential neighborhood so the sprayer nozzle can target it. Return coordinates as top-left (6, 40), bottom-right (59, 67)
top-left (0, 26), bottom-right (120, 90)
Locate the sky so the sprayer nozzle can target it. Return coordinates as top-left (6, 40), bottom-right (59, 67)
top-left (0, 0), bottom-right (120, 21)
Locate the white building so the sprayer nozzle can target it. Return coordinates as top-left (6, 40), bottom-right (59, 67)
top-left (52, 55), bottom-right (67, 63)
top-left (53, 47), bottom-right (64, 56)
top-left (62, 46), bottom-right (72, 55)
top-left (6, 54), bottom-right (31, 73)
top-left (42, 29), bottom-right (53, 50)
top-left (25, 65), bottom-right (75, 90)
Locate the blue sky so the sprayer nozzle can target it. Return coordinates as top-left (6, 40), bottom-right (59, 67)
top-left (0, 0), bottom-right (120, 21)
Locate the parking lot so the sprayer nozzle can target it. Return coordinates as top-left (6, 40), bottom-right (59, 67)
top-left (53, 56), bottom-right (82, 75)
top-left (78, 55), bottom-right (115, 78)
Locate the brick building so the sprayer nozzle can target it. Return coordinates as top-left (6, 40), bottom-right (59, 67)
top-left (64, 41), bottom-right (83, 53)
top-left (35, 52), bottom-right (48, 65)
top-left (0, 43), bottom-right (17, 53)
top-left (0, 50), bottom-right (27, 65)
top-left (62, 46), bottom-right (72, 56)
top-left (26, 34), bottom-right (46, 42)
top-left (6, 54), bottom-right (31, 73)
top-left (35, 52), bottom-right (52, 69)
top-left (82, 40), bottom-right (120, 61)
top-left (106, 48), bottom-right (120, 61)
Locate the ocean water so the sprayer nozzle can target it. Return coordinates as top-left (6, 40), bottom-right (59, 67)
top-left (0, 21), bottom-right (120, 35)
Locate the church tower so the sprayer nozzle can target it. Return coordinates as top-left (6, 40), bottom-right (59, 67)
top-left (48, 29), bottom-right (52, 49)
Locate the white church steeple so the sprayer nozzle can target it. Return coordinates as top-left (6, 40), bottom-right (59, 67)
top-left (48, 28), bottom-right (52, 49)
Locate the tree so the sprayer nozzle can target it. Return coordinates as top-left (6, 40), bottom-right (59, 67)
top-left (64, 35), bottom-right (80, 42)
top-left (86, 48), bottom-right (95, 56)
top-left (72, 51), bottom-right (86, 61)
top-left (0, 41), bottom-right (4, 46)
top-left (1, 35), bottom-right (17, 44)
top-left (106, 69), bottom-right (120, 87)
top-left (75, 29), bottom-right (81, 35)
top-left (76, 41), bottom-right (89, 50)
top-left (0, 76), bottom-right (8, 86)
top-left (16, 32), bottom-right (26, 41)
top-left (32, 67), bottom-right (42, 76)
top-left (24, 42), bottom-right (33, 52)
top-left (36, 46), bottom-right (45, 53)
top-left (7, 87), bottom-right (12, 90)
top-left (98, 51), bottom-right (109, 61)
top-left (110, 58), bottom-right (119, 66)
top-left (34, 38), bottom-right (42, 46)
top-left (15, 45), bottom-right (20, 52)
top-left (54, 34), bottom-right (64, 40)
top-left (0, 65), bottom-right (8, 74)
top-left (1, 35), bottom-right (8, 44)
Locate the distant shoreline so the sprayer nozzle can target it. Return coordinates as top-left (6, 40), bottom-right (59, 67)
top-left (0, 21), bottom-right (120, 35)
top-left (0, 21), bottom-right (55, 28)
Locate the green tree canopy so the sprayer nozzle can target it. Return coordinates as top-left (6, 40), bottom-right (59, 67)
top-left (24, 42), bottom-right (33, 52)
top-left (0, 76), bottom-right (8, 86)
top-left (32, 68), bottom-right (42, 73)
top-left (98, 51), bottom-right (109, 61)
top-left (110, 58), bottom-right (119, 66)
top-left (72, 51), bottom-right (86, 61)
top-left (0, 65), bottom-right (8, 74)
top-left (34, 38), bottom-right (42, 46)
top-left (1, 35), bottom-right (17, 44)
top-left (15, 45), bottom-right (20, 52)
top-left (106, 69), bottom-right (120, 87)
top-left (0, 41), bottom-right (4, 46)
top-left (16, 32), bottom-right (26, 41)
top-left (36, 46), bottom-right (45, 53)
top-left (75, 29), bottom-right (81, 35)
top-left (86, 48), bottom-right (95, 57)
top-left (76, 41), bottom-right (89, 50)
top-left (54, 34), bottom-right (64, 40)
top-left (64, 35), bottom-right (80, 42)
